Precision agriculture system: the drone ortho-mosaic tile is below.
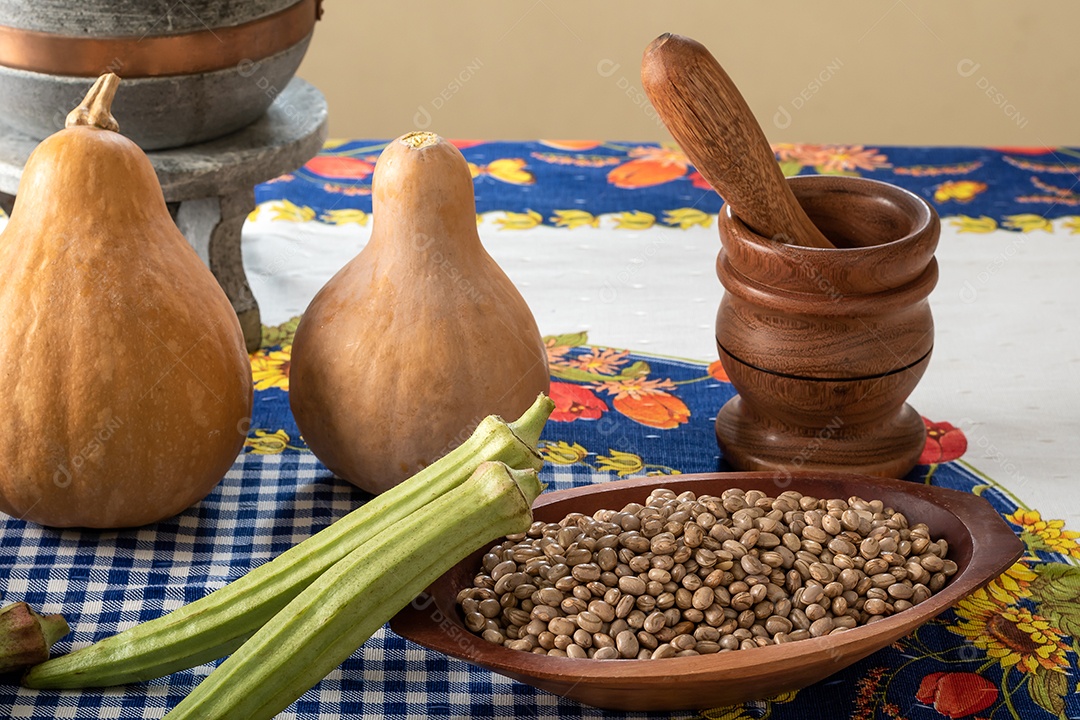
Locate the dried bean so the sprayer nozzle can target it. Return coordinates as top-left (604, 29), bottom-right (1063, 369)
top-left (464, 486), bottom-right (956, 661)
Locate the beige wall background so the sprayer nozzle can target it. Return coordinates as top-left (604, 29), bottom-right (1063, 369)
top-left (298, 1), bottom-right (1077, 146)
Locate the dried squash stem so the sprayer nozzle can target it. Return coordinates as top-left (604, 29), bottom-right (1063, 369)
top-left (65, 73), bottom-right (120, 132)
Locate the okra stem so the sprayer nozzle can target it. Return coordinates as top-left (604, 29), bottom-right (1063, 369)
top-left (164, 461), bottom-right (540, 720)
top-left (23, 394), bottom-right (553, 689)
top-left (0, 603), bottom-right (69, 674)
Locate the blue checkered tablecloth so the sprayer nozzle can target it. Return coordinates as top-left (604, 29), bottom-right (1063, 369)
top-left (2, 342), bottom-right (1070, 719)
top-left (3, 138), bottom-right (1079, 718)
top-left (0, 446), bottom-right (700, 719)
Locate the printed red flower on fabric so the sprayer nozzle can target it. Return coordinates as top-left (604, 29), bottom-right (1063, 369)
top-left (303, 156), bottom-right (375, 180)
top-left (919, 418), bottom-right (968, 464)
top-left (549, 382), bottom-right (608, 422)
top-left (989, 147), bottom-right (1054, 155)
top-left (915, 672), bottom-right (997, 718)
top-left (688, 171), bottom-right (714, 191)
top-left (607, 145), bottom-right (689, 189)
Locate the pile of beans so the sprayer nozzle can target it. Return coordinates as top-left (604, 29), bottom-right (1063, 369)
top-left (457, 487), bottom-right (957, 660)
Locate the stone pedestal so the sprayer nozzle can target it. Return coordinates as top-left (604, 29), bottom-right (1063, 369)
top-left (0, 78), bottom-right (328, 352)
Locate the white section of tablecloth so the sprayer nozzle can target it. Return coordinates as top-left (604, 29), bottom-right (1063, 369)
top-left (241, 215), bottom-right (1080, 521)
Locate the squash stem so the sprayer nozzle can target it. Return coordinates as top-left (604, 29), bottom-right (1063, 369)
top-left (65, 73), bottom-right (120, 132)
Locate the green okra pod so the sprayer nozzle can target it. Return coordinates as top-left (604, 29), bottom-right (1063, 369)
top-left (24, 394), bottom-right (552, 689)
top-left (164, 460), bottom-right (541, 719)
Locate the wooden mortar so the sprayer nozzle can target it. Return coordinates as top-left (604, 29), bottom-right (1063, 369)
top-left (714, 175), bottom-right (940, 478)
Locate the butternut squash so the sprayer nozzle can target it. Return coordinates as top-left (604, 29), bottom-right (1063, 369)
top-left (290, 132), bottom-right (549, 493)
top-left (0, 74), bottom-right (253, 527)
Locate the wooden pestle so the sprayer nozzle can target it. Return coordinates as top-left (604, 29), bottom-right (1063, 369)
top-left (642, 33), bottom-right (835, 249)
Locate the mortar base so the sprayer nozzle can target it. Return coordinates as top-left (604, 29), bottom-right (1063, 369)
top-left (715, 396), bottom-right (926, 479)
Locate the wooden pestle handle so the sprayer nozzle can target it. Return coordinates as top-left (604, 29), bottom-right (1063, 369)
top-left (642, 34), bottom-right (835, 249)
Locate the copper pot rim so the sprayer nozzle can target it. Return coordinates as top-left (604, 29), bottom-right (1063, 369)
top-left (0, 0), bottom-right (319, 78)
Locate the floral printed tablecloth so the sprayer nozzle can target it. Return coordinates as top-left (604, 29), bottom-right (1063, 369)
top-left (255, 141), bottom-right (1080, 230)
top-left (1, 141), bottom-right (1078, 719)
top-left (247, 318), bottom-right (1080, 720)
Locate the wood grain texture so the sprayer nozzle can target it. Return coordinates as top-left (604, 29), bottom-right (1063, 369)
top-left (641, 33), bottom-right (834, 249)
top-left (718, 175), bottom-right (940, 295)
top-left (392, 471), bottom-right (1023, 711)
top-left (711, 174), bottom-right (939, 476)
top-left (714, 349), bottom-right (929, 477)
top-left (713, 262), bottom-right (937, 379)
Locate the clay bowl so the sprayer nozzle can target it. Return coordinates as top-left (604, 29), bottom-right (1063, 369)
top-left (392, 471), bottom-right (1022, 711)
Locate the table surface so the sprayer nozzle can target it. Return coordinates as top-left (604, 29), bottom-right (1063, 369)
top-left (1, 140), bottom-right (1078, 719)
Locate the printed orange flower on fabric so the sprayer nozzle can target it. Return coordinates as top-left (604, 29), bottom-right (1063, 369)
top-left (816, 145), bottom-right (891, 173)
top-left (532, 153), bottom-right (622, 168)
top-left (773, 144), bottom-right (891, 174)
top-left (544, 337), bottom-right (572, 365)
top-left (539, 140), bottom-right (603, 151)
top-left (614, 393), bottom-right (690, 429)
top-left (568, 348), bottom-right (629, 374)
top-left (320, 183), bottom-right (371, 197)
top-left (688, 171), bottom-right (714, 191)
top-left (707, 359), bottom-right (730, 383)
top-left (773, 143), bottom-right (822, 165)
top-left (251, 345), bottom-right (291, 392)
top-left (607, 145), bottom-right (690, 189)
top-left (594, 377), bottom-right (690, 429)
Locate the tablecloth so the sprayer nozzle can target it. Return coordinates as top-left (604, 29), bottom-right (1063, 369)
top-left (1, 141), bottom-right (1078, 719)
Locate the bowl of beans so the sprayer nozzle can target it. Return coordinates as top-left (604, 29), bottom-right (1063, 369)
top-left (391, 471), bottom-right (1022, 711)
